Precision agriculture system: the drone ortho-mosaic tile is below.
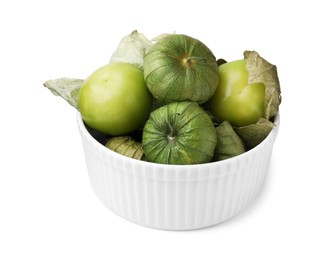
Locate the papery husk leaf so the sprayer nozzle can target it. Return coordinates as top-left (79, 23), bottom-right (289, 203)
top-left (109, 30), bottom-right (152, 70)
top-left (43, 78), bottom-right (83, 109)
top-left (234, 118), bottom-right (275, 149)
top-left (105, 136), bottom-right (146, 161)
top-left (244, 51), bottom-right (281, 119)
top-left (214, 121), bottom-right (245, 161)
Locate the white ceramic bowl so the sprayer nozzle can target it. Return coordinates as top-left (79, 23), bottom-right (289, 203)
top-left (77, 113), bottom-right (279, 230)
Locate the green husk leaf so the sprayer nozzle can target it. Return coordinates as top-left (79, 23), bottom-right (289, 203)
top-left (214, 121), bottom-right (245, 161)
top-left (109, 30), bottom-right (152, 70)
top-left (105, 136), bottom-right (147, 161)
top-left (234, 118), bottom-right (275, 149)
top-left (43, 78), bottom-right (83, 109)
top-left (244, 51), bottom-right (281, 119)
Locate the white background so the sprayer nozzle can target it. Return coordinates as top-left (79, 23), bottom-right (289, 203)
top-left (1, 0), bottom-right (335, 259)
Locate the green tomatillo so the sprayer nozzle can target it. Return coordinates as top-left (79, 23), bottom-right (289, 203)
top-left (209, 59), bottom-right (265, 127)
top-left (78, 62), bottom-right (152, 135)
top-left (142, 102), bottom-right (217, 165)
top-left (144, 34), bottom-right (219, 104)
top-left (209, 51), bottom-right (281, 129)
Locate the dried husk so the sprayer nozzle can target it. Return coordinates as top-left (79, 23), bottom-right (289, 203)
top-left (109, 30), bottom-right (152, 70)
top-left (105, 136), bottom-right (146, 161)
top-left (44, 31), bottom-right (152, 109)
top-left (234, 118), bottom-right (275, 150)
top-left (43, 78), bottom-right (83, 109)
top-left (232, 51), bottom-right (281, 149)
top-left (214, 121), bottom-right (245, 161)
top-left (244, 50), bottom-right (281, 120)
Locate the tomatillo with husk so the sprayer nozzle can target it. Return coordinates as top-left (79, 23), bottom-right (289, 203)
top-left (208, 51), bottom-right (281, 127)
top-left (142, 102), bottom-right (217, 165)
top-left (143, 34), bottom-right (219, 104)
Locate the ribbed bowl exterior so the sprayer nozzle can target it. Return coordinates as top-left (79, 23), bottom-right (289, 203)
top-left (77, 113), bottom-right (279, 230)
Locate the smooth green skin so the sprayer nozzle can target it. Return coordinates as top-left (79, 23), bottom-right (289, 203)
top-left (78, 63), bottom-right (152, 135)
top-left (209, 60), bottom-right (265, 127)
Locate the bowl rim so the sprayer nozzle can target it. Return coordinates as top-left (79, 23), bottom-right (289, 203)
top-left (77, 112), bottom-right (280, 170)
